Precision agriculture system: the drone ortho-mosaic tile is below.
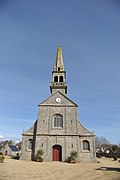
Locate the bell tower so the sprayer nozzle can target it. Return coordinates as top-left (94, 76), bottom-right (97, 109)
top-left (50, 45), bottom-right (67, 94)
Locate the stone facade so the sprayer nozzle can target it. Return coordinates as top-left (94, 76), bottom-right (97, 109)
top-left (20, 46), bottom-right (96, 162)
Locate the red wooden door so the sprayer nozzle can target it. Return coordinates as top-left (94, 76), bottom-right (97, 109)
top-left (52, 145), bottom-right (62, 161)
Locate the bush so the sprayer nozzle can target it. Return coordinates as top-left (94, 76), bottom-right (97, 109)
top-left (11, 153), bottom-right (20, 160)
top-left (64, 156), bottom-right (71, 163)
top-left (36, 149), bottom-right (44, 162)
top-left (96, 152), bottom-right (101, 158)
top-left (68, 151), bottom-right (77, 163)
top-left (113, 156), bottom-right (117, 161)
top-left (70, 151), bottom-right (77, 161)
top-left (0, 153), bottom-right (5, 163)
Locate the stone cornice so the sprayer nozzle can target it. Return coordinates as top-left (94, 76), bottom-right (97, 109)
top-left (22, 133), bottom-right (94, 137)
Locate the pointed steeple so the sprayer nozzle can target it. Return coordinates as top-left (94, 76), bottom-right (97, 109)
top-left (54, 45), bottom-right (64, 71)
top-left (50, 45), bottom-right (67, 94)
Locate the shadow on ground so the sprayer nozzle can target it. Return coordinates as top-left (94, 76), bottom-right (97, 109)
top-left (96, 167), bottom-right (120, 172)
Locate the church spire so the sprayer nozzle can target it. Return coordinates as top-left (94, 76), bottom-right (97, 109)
top-left (54, 45), bottom-right (64, 71)
top-left (50, 45), bottom-right (67, 94)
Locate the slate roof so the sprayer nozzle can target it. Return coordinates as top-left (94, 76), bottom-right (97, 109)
top-left (9, 145), bottom-right (19, 152)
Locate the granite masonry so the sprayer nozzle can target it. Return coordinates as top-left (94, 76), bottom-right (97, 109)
top-left (20, 46), bottom-right (96, 162)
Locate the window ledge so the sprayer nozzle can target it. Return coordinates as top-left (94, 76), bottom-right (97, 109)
top-left (52, 127), bottom-right (63, 130)
top-left (82, 150), bottom-right (90, 153)
top-left (27, 149), bottom-right (32, 152)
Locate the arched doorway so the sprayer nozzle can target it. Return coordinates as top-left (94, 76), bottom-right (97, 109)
top-left (5, 150), bottom-right (8, 155)
top-left (52, 145), bottom-right (62, 161)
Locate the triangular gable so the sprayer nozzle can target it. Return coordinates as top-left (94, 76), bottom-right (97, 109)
top-left (38, 91), bottom-right (78, 107)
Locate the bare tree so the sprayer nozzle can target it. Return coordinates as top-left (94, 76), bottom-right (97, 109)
top-left (95, 136), bottom-right (110, 147)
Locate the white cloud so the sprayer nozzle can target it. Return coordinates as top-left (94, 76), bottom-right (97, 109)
top-left (0, 135), bottom-right (4, 138)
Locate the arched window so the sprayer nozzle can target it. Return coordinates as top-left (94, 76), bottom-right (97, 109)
top-left (53, 114), bottom-right (63, 128)
top-left (54, 76), bottom-right (58, 82)
top-left (59, 76), bottom-right (63, 82)
top-left (83, 140), bottom-right (90, 151)
top-left (28, 139), bottom-right (33, 150)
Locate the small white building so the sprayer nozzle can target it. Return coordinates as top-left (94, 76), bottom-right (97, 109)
top-left (0, 143), bottom-right (19, 156)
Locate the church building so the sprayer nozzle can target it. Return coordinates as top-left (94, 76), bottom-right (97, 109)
top-left (20, 46), bottom-right (96, 162)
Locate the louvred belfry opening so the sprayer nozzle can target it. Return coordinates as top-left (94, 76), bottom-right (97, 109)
top-left (50, 45), bottom-right (67, 95)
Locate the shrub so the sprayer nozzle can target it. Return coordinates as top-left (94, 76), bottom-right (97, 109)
top-left (96, 152), bottom-right (101, 158)
top-left (68, 151), bottom-right (77, 163)
top-left (11, 153), bottom-right (20, 160)
top-left (70, 151), bottom-right (77, 161)
top-left (113, 156), bottom-right (117, 161)
top-left (0, 153), bottom-right (5, 163)
top-left (36, 149), bottom-right (44, 162)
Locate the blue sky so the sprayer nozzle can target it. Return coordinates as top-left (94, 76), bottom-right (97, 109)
top-left (0, 0), bottom-right (120, 144)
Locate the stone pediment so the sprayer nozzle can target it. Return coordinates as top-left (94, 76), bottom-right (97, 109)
top-left (38, 91), bottom-right (78, 107)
